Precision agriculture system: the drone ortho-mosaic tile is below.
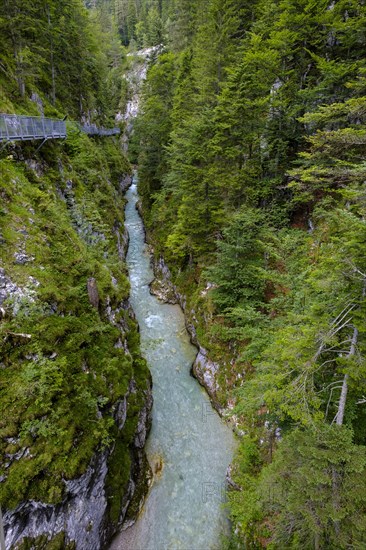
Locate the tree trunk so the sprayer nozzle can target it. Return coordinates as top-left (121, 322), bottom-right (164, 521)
top-left (336, 326), bottom-right (358, 426)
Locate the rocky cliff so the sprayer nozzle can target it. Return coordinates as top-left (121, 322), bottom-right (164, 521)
top-left (117, 46), bottom-right (163, 152)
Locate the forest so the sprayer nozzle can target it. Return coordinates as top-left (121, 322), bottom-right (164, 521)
top-left (1, 0), bottom-right (366, 548)
top-left (129, 0), bottom-right (366, 548)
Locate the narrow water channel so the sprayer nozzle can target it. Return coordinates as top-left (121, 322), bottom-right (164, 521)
top-left (110, 181), bottom-right (236, 550)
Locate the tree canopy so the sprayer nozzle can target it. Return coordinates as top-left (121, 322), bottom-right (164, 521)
top-left (133, 0), bottom-right (366, 547)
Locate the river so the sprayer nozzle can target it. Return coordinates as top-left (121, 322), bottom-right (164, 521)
top-left (110, 181), bottom-right (236, 550)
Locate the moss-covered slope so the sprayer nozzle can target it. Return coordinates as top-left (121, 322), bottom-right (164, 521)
top-left (0, 129), bottom-right (151, 548)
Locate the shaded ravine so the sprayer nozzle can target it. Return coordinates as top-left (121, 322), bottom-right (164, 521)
top-left (110, 181), bottom-right (236, 550)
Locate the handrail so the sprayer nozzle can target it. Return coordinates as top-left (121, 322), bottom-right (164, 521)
top-left (79, 123), bottom-right (120, 137)
top-left (0, 114), bottom-right (66, 143)
top-left (0, 114), bottom-right (120, 143)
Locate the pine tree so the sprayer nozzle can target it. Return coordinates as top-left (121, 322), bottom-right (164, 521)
top-left (260, 426), bottom-right (366, 549)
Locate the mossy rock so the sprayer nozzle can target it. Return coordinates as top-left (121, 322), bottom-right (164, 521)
top-left (14, 532), bottom-right (76, 550)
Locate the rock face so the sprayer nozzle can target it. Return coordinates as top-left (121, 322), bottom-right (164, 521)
top-left (117, 46), bottom-right (163, 152)
top-left (4, 380), bottom-right (153, 550)
top-left (0, 268), bottom-right (39, 315)
top-left (150, 255), bottom-right (222, 411)
top-left (120, 174), bottom-right (133, 194)
top-left (87, 277), bottom-right (100, 309)
top-left (4, 452), bottom-right (109, 550)
top-left (192, 347), bottom-right (220, 405)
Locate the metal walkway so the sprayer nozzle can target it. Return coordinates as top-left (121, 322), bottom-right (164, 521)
top-left (0, 114), bottom-right (120, 144)
top-left (79, 124), bottom-right (120, 137)
top-left (0, 114), bottom-right (66, 143)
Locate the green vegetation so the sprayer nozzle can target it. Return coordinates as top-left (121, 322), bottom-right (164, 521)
top-left (15, 532), bottom-right (76, 550)
top-left (131, 0), bottom-right (366, 547)
top-left (0, 0), bottom-right (127, 120)
top-left (0, 0), bottom-right (151, 538)
top-left (3, 0), bottom-right (366, 546)
top-left (0, 129), bottom-right (150, 512)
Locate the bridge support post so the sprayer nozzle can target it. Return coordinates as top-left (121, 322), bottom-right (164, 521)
top-left (35, 137), bottom-right (49, 153)
top-left (0, 140), bottom-right (10, 152)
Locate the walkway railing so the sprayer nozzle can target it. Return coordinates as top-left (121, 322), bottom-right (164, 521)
top-left (79, 124), bottom-right (120, 137)
top-left (0, 114), bottom-right (120, 144)
top-left (0, 114), bottom-right (66, 143)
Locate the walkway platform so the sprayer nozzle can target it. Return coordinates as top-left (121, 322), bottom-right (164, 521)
top-left (0, 114), bottom-right (120, 144)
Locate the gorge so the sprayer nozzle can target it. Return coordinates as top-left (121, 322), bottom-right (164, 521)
top-left (3, 0), bottom-right (366, 548)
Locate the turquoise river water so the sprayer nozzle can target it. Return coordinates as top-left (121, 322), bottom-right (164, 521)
top-left (110, 182), bottom-right (236, 550)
